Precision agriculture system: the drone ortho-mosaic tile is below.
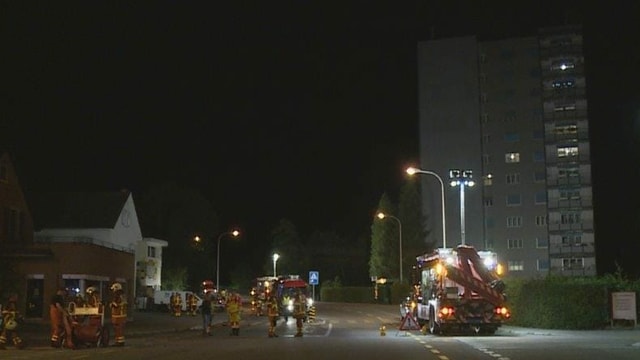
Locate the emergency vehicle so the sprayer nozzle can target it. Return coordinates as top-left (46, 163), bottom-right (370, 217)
top-left (275, 275), bottom-right (313, 322)
top-left (412, 245), bottom-right (510, 335)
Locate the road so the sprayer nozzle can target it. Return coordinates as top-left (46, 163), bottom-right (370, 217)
top-left (6, 302), bottom-right (640, 359)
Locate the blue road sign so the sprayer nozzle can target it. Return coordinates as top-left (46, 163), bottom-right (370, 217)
top-left (309, 271), bottom-right (319, 285)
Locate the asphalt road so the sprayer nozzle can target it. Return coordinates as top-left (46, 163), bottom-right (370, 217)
top-left (6, 302), bottom-right (640, 360)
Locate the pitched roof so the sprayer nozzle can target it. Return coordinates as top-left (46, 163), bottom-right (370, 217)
top-left (29, 190), bottom-right (130, 230)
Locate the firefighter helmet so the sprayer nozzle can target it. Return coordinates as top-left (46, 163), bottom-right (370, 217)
top-left (110, 282), bottom-right (122, 292)
top-left (86, 286), bottom-right (97, 294)
top-left (4, 318), bottom-right (18, 330)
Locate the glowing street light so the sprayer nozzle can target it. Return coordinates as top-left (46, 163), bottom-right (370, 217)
top-left (376, 212), bottom-right (403, 283)
top-left (449, 169), bottom-right (475, 245)
top-left (406, 167), bottom-right (447, 248)
top-left (272, 253), bottom-right (280, 277)
top-left (216, 229), bottom-right (240, 291)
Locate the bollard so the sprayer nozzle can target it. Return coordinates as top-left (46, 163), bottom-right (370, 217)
top-left (307, 305), bottom-right (316, 323)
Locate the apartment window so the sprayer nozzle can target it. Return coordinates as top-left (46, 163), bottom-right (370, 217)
top-left (559, 188), bottom-right (581, 200)
top-left (481, 113), bottom-right (489, 124)
top-left (508, 260), bottom-right (524, 272)
top-left (535, 191), bottom-right (547, 204)
top-left (505, 173), bottom-right (520, 184)
top-left (505, 152), bottom-right (520, 163)
top-left (147, 246), bottom-right (157, 258)
top-left (555, 124), bottom-right (578, 135)
top-left (551, 60), bottom-right (575, 71)
top-left (561, 212), bottom-right (581, 225)
top-left (533, 151), bottom-right (545, 162)
top-left (558, 166), bottom-right (580, 179)
top-left (562, 257), bottom-right (584, 270)
top-left (481, 93), bottom-right (488, 103)
top-left (536, 237), bottom-right (549, 248)
top-left (483, 154), bottom-right (491, 165)
top-left (554, 103), bottom-right (576, 112)
top-left (507, 216), bottom-right (523, 228)
top-left (552, 79), bottom-right (575, 88)
top-left (534, 171), bottom-right (546, 183)
top-left (484, 197), bottom-right (494, 207)
top-left (558, 146), bottom-right (579, 158)
top-left (507, 238), bottom-right (523, 249)
top-left (562, 233), bottom-right (582, 246)
top-left (482, 134), bottom-right (491, 144)
top-left (506, 194), bottom-right (521, 206)
top-left (504, 132), bottom-right (520, 142)
top-left (535, 215), bottom-right (547, 226)
top-left (537, 259), bottom-right (549, 271)
top-left (4, 208), bottom-right (20, 242)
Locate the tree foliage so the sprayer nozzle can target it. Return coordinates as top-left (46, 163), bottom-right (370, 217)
top-left (398, 178), bottom-right (430, 283)
top-left (369, 193), bottom-right (396, 280)
top-left (269, 218), bottom-right (305, 276)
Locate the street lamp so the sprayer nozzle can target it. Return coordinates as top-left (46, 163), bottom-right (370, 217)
top-left (376, 212), bottom-right (403, 283)
top-left (216, 229), bottom-right (240, 292)
top-left (406, 167), bottom-right (447, 248)
top-left (449, 169), bottom-right (475, 245)
top-left (272, 253), bottom-right (280, 277)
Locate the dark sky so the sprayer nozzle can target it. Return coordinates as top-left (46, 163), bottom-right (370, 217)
top-left (2, 2), bottom-right (640, 275)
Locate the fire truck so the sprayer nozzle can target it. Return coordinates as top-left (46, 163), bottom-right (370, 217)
top-left (250, 276), bottom-right (278, 315)
top-left (274, 275), bottom-right (312, 322)
top-left (412, 245), bottom-right (510, 335)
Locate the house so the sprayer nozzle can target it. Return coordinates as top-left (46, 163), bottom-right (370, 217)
top-left (0, 151), bottom-right (170, 319)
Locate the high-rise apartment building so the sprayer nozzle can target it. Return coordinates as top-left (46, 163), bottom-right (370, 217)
top-left (416, 26), bottom-right (595, 278)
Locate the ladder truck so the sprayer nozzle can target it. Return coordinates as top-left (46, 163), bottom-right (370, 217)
top-left (413, 245), bottom-right (510, 335)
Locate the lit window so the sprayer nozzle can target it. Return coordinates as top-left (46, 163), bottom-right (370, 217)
top-left (554, 124), bottom-right (578, 135)
top-left (557, 146), bottom-right (578, 158)
top-left (505, 152), bottom-right (520, 163)
top-left (508, 260), bottom-right (524, 271)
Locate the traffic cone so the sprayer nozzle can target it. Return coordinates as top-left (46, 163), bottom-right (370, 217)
top-left (421, 325), bottom-right (428, 335)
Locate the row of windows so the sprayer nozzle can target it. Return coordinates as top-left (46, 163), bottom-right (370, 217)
top-left (481, 130), bottom-right (545, 143)
top-left (507, 257), bottom-right (584, 272)
top-left (480, 110), bottom-right (544, 124)
top-left (506, 237), bottom-right (549, 249)
top-left (551, 79), bottom-right (575, 88)
top-left (482, 171), bottom-right (546, 186)
top-left (492, 213), bottom-right (582, 228)
top-left (485, 193), bottom-right (547, 206)
top-left (503, 151), bottom-right (545, 164)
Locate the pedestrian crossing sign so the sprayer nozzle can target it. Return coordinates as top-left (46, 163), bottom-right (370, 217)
top-left (309, 271), bottom-right (319, 285)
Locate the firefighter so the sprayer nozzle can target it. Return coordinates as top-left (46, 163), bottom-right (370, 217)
top-left (85, 286), bottom-right (103, 327)
top-left (281, 291), bottom-right (291, 322)
top-left (49, 288), bottom-right (74, 349)
top-left (171, 292), bottom-right (182, 317)
top-left (109, 283), bottom-right (127, 346)
top-left (267, 294), bottom-right (279, 338)
top-left (0, 293), bottom-right (25, 349)
top-left (226, 293), bottom-right (241, 336)
top-left (188, 292), bottom-right (199, 316)
top-left (293, 290), bottom-right (306, 337)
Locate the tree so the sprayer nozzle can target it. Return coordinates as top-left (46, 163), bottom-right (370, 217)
top-left (398, 178), bottom-right (430, 284)
top-left (369, 193), bottom-right (396, 280)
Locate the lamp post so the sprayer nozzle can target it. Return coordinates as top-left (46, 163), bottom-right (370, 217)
top-left (449, 169), bottom-right (475, 245)
top-left (376, 212), bottom-right (403, 283)
top-left (216, 229), bottom-right (240, 292)
top-left (272, 253), bottom-right (280, 277)
top-left (406, 167), bottom-right (447, 248)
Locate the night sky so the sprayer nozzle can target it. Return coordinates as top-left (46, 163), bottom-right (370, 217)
top-left (2, 2), bottom-right (640, 276)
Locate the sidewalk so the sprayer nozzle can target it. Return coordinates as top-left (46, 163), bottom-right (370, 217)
top-left (17, 309), bottom-right (227, 348)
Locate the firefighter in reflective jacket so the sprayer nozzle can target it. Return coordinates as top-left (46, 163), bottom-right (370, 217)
top-left (171, 292), bottom-right (182, 317)
top-left (109, 283), bottom-right (127, 346)
top-left (293, 291), bottom-right (306, 337)
top-left (226, 293), bottom-right (241, 336)
top-left (267, 295), bottom-right (279, 338)
top-left (0, 293), bottom-right (24, 349)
